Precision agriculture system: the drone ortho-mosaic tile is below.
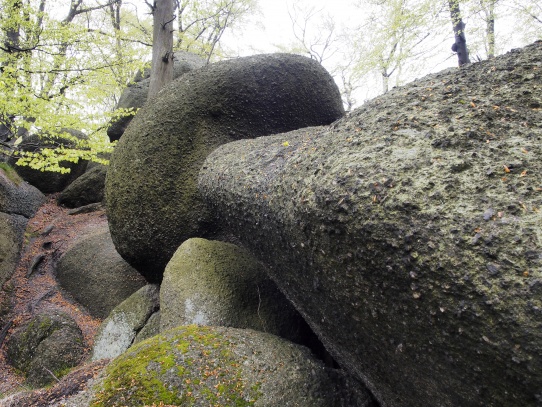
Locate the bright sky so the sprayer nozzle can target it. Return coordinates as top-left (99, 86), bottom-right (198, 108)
top-left (223, 0), bottom-right (362, 56)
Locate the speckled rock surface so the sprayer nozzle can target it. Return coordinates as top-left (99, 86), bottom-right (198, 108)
top-left (199, 41), bottom-right (542, 407)
top-left (106, 53), bottom-right (344, 282)
top-left (160, 238), bottom-right (312, 345)
top-left (0, 212), bottom-right (27, 287)
top-left (0, 165), bottom-right (45, 217)
top-left (5, 311), bottom-right (85, 387)
top-left (89, 325), bottom-right (374, 407)
top-left (107, 52), bottom-right (206, 141)
top-left (92, 284), bottom-right (159, 361)
top-left (56, 225), bottom-right (147, 318)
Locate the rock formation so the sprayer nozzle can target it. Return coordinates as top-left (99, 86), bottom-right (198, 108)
top-left (90, 325), bottom-right (374, 407)
top-left (199, 42), bottom-right (542, 406)
top-left (107, 52), bottom-right (206, 141)
top-left (160, 238), bottom-right (313, 345)
top-left (92, 284), bottom-right (159, 361)
top-left (56, 225), bottom-right (147, 318)
top-left (0, 165), bottom-right (44, 287)
top-left (5, 311), bottom-right (85, 387)
top-left (106, 53), bottom-right (344, 282)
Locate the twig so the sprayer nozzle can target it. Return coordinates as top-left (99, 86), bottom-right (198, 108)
top-left (42, 365), bottom-right (61, 383)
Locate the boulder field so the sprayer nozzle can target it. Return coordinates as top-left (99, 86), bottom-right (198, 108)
top-left (106, 53), bottom-right (345, 282)
top-left (199, 42), bottom-right (542, 406)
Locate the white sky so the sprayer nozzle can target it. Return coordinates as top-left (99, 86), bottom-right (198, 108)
top-left (223, 0), bottom-right (362, 56)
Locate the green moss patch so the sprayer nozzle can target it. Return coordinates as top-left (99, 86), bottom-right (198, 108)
top-left (92, 325), bottom-right (261, 407)
top-left (0, 162), bottom-right (22, 185)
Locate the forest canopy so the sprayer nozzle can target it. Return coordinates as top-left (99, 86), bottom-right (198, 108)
top-left (0, 0), bottom-right (540, 172)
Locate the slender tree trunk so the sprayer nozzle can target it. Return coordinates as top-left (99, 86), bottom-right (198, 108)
top-left (485, 0), bottom-right (495, 58)
top-left (448, 0), bottom-right (471, 66)
top-left (148, 0), bottom-right (175, 99)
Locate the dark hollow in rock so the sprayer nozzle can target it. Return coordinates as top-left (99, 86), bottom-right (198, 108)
top-left (106, 53), bottom-right (344, 283)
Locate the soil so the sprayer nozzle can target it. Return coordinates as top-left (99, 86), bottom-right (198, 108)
top-left (0, 194), bottom-right (106, 398)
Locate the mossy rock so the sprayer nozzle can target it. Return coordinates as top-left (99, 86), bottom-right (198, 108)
top-left (92, 284), bottom-right (159, 361)
top-left (161, 238), bottom-right (314, 346)
top-left (0, 164), bottom-right (45, 218)
top-left (5, 311), bottom-right (85, 387)
top-left (91, 325), bottom-right (373, 407)
top-left (199, 41), bottom-right (542, 406)
top-left (0, 213), bottom-right (27, 287)
top-left (106, 53), bottom-right (344, 283)
top-left (56, 225), bottom-right (147, 318)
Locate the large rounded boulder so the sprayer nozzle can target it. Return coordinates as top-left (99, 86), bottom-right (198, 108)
top-left (199, 42), bottom-right (542, 406)
top-left (160, 238), bottom-right (311, 345)
top-left (56, 225), bottom-right (147, 318)
top-left (89, 325), bottom-right (374, 407)
top-left (5, 311), bottom-right (85, 387)
top-left (106, 53), bottom-right (344, 282)
top-left (107, 52), bottom-right (206, 141)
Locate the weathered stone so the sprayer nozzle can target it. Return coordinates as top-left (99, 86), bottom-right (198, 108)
top-left (89, 325), bottom-right (374, 407)
top-left (92, 284), bottom-right (159, 361)
top-left (199, 42), bottom-right (542, 407)
top-left (107, 52), bottom-right (206, 141)
top-left (56, 225), bottom-right (147, 318)
top-left (0, 165), bottom-right (45, 217)
top-left (8, 129), bottom-right (89, 193)
top-left (5, 311), bottom-right (85, 387)
top-left (0, 212), bottom-right (27, 287)
top-left (160, 238), bottom-right (311, 345)
top-left (57, 165), bottom-right (107, 208)
top-left (133, 310), bottom-right (160, 344)
top-left (106, 53), bottom-right (344, 282)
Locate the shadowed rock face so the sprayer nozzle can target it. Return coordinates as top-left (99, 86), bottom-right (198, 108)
top-left (106, 53), bottom-right (344, 283)
top-left (8, 129), bottom-right (89, 193)
top-left (199, 42), bottom-right (542, 407)
top-left (107, 52), bottom-right (206, 141)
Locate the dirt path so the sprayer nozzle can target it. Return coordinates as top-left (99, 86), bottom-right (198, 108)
top-left (0, 195), bottom-right (106, 397)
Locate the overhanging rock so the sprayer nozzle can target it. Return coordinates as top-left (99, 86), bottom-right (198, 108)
top-left (106, 53), bottom-right (344, 282)
top-left (199, 42), bottom-right (542, 407)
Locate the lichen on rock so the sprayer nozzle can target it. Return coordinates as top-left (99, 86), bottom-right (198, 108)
top-left (199, 41), bottom-right (542, 407)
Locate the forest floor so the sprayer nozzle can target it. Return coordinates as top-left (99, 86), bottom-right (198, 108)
top-left (0, 195), bottom-right (107, 398)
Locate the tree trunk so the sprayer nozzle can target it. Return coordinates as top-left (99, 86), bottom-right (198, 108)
top-left (148, 0), bottom-right (175, 99)
top-left (448, 0), bottom-right (470, 66)
top-left (485, 0), bottom-right (496, 58)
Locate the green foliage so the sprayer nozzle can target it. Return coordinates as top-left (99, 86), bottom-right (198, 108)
top-left (0, 0), bottom-right (149, 172)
